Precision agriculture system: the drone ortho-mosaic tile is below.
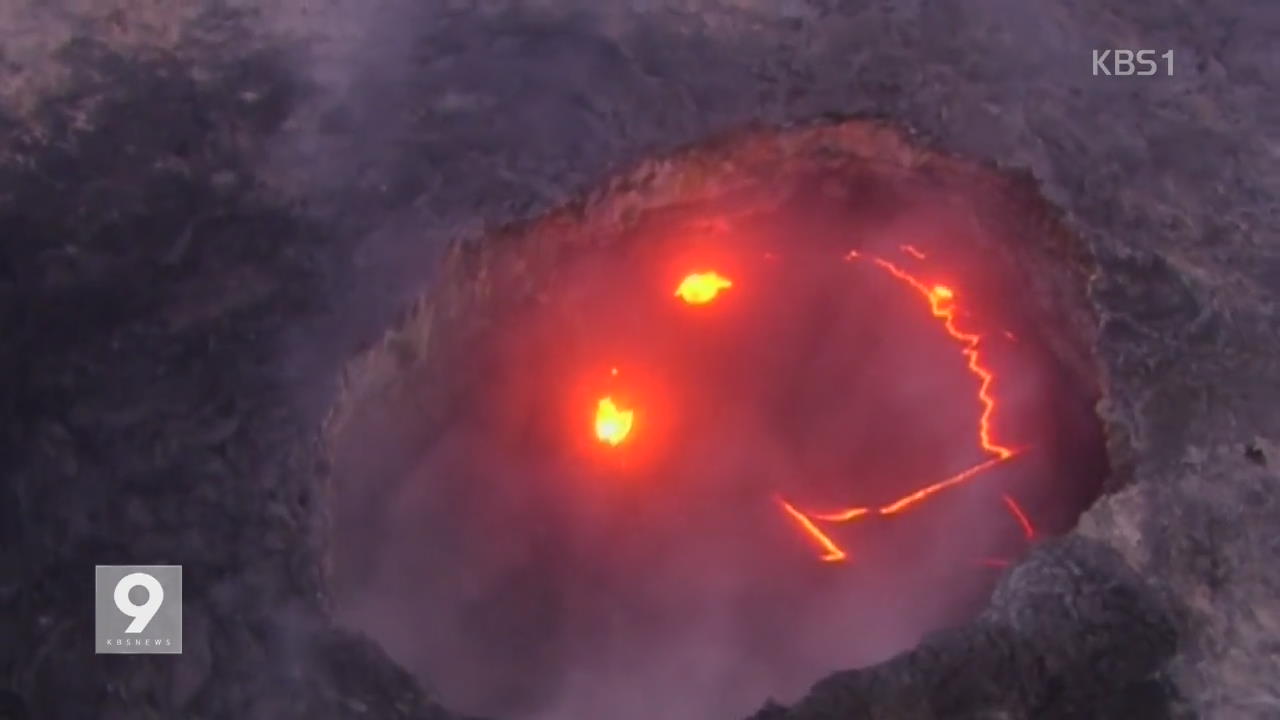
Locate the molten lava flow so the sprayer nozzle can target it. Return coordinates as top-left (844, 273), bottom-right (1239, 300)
top-left (877, 456), bottom-right (1009, 516)
top-left (810, 507), bottom-right (870, 523)
top-left (595, 396), bottom-right (634, 447)
top-left (777, 251), bottom-right (1029, 562)
top-left (675, 271), bottom-right (733, 305)
top-left (778, 498), bottom-right (847, 562)
top-left (863, 256), bottom-right (1015, 462)
top-left (1001, 493), bottom-right (1036, 541)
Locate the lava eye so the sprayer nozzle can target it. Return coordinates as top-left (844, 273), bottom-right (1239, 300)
top-left (674, 271), bottom-right (733, 305)
top-left (594, 396), bottom-right (634, 447)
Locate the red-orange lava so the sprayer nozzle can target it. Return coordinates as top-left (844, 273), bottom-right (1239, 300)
top-left (675, 271), bottom-right (734, 305)
top-left (777, 497), bottom-right (847, 563)
top-left (594, 396), bottom-right (634, 447)
top-left (1002, 493), bottom-right (1036, 541)
top-left (592, 245), bottom-right (1040, 566)
top-left (774, 247), bottom-right (1031, 563)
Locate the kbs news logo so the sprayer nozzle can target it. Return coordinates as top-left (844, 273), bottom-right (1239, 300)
top-left (1092, 49), bottom-right (1174, 76)
top-left (94, 565), bottom-right (183, 654)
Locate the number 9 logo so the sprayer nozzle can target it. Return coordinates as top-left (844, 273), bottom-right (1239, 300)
top-left (113, 572), bottom-right (164, 633)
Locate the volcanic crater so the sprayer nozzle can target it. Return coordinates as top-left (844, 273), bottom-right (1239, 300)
top-left (324, 121), bottom-right (1114, 720)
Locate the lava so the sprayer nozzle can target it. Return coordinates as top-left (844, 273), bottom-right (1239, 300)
top-left (595, 396), bottom-right (634, 447)
top-left (900, 244), bottom-right (927, 260)
top-left (778, 497), bottom-right (847, 562)
top-left (810, 507), bottom-right (870, 523)
top-left (776, 250), bottom-right (1027, 562)
top-left (604, 251), bottom-right (1031, 563)
top-left (1001, 493), bottom-right (1036, 541)
top-left (876, 456), bottom-right (1010, 516)
top-left (675, 271), bottom-right (733, 305)
top-left (860, 255), bottom-right (1015, 462)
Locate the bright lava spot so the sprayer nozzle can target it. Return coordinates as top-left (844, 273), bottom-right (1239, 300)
top-left (594, 396), bottom-right (634, 447)
top-left (675, 271), bottom-right (734, 305)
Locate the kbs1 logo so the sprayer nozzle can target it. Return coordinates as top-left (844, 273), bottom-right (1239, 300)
top-left (95, 565), bottom-right (183, 654)
top-left (1092, 49), bottom-right (1174, 76)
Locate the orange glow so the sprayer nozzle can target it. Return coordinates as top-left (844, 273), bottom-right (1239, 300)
top-left (778, 498), bottom-right (847, 562)
top-left (877, 456), bottom-right (1010, 516)
top-left (1002, 493), bottom-right (1036, 541)
top-left (866, 256), bottom-right (1015, 461)
top-left (809, 506), bottom-right (870, 523)
top-left (675, 271), bottom-right (733, 305)
top-left (594, 396), bottom-right (634, 447)
top-left (778, 250), bottom-right (1028, 563)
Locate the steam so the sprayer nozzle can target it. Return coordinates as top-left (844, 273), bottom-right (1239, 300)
top-left (243, 4), bottom-right (1104, 718)
top-left (325, 181), bottom-right (1085, 720)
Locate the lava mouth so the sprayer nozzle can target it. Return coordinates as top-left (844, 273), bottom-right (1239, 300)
top-left (621, 245), bottom-right (1031, 567)
top-left (327, 126), bottom-right (1109, 720)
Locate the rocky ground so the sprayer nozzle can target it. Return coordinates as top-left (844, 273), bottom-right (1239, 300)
top-left (1, 1), bottom-right (1277, 719)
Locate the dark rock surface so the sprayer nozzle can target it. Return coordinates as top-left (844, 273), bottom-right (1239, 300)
top-left (1, 1), bottom-right (1277, 719)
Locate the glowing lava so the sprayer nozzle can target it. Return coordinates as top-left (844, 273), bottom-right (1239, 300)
top-left (810, 507), bottom-right (869, 523)
top-left (778, 497), bottom-right (847, 562)
top-left (877, 456), bottom-right (1008, 516)
top-left (595, 396), bottom-right (634, 447)
top-left (627, 249), bottom-right (1032, 564)
top-left (1001, 493), bottom-right (1036, 541)
top-left (675, 272), bottom-right (733, 305)
top-left (778, 251), bottom-right (1026, 562)
top-left (862, 256), bottom-right (1015, 463)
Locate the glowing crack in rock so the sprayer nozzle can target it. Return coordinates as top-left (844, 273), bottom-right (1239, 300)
top-left (863, 255), bottom-right (1014, 463)
top-left (777, 249), bottom-right (1027, 562)
top-left (809, 507), bottom-right (870, 523)
top-left (778, 497), bottom-right (847, 563)
top-left (1001, 493), bottom-right (1036, 541)
top-left (675, 271), bottom-right (734, 305)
